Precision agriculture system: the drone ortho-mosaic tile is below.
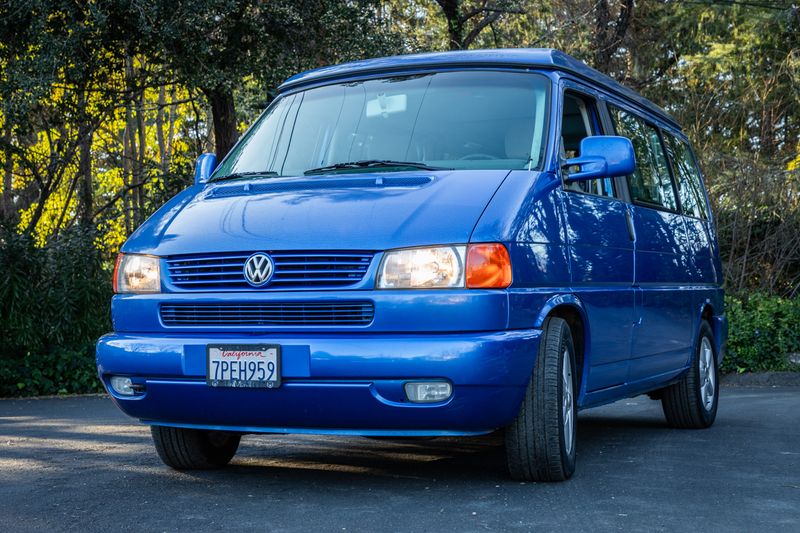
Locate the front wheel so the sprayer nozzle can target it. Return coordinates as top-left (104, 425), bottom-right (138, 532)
top-left (661, 321), bottom-right (719, 428)
top-left (150, 426), bottom-right (241, 470)
top-left (505, 316), bottom-right (577, 481)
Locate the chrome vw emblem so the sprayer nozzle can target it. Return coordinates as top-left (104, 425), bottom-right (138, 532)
top-left (243, 253), bottom-right (275, 287)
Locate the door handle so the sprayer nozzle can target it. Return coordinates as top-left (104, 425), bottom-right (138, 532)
top-left (625, 210), bottom-right (636, 241)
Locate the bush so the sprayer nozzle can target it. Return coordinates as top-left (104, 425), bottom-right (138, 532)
top-left (0, 346), bottom-right (102, 396)
top-left (0, 226), bottom-right (111, 397)
top-left (723, 293), bottom-right (800, 373)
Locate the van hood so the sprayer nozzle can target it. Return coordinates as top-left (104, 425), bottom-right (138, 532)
top-left (123, 170), bottom-right (517, 255)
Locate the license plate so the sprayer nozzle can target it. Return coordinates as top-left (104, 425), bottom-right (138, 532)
top-left (206, 344), bottom-right (281, 388)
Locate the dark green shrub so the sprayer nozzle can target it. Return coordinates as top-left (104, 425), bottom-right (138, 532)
top-left (723, 293), bottom-right (800, 373)
top-left (0, 226), bottom-right (111, 396)
top-left (0, 346), bottom-right (102, 396)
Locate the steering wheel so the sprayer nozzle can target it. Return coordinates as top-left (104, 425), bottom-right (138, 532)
top-left (458, 153), bottom-right (499, 160)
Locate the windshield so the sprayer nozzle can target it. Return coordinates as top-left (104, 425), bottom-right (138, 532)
top-left (213, 71), bottom-right (550, 179)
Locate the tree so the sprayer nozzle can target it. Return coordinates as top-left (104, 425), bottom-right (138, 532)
top-left (591, 0), bottom-right (634, 72)
top-left (0, 0), bottom-right (136, 232)
top-left (433, 0), bottom-right (525, 50)
top-left (132, 1), bottom-right (290, 159)
top-left (135, 0), bottom-right (402, 159)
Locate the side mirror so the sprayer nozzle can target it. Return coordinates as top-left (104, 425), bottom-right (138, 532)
top-left (194, 153), bottom-right (218, 185)
top-left (563, 136), bottom-right (635, 182)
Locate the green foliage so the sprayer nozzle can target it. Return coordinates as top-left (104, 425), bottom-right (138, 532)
top-left (723, 294), bottom-right (800, 374)
top-left (0, 347), bottom-right (102, 397)
top-left (0, 225), bottom-right (111, 396)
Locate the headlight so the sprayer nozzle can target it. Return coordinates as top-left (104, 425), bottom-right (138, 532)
top-left (377, 246), bottom-right (465, 289)
top-left (113, 253), bottom-right (161, 293)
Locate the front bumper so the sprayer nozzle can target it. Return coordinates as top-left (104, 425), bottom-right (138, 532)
top-left (96, 329), bottom-right (540, 436)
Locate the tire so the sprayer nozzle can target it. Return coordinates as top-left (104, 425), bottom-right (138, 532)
top-left (661, 321), bottom-right (719, 429)
top-left (505, 316), bottom-right (577, 481)
top-left (150, 425), bottom-right (241, 470)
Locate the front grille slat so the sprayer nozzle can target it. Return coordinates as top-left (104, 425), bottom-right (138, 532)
top-left (169, 259), bottom-right (251, 268)
top-left (275, 270), bottom-right (368, 275)
top-left (270, 276), bottom-right (364, 282)
top-left (170, 272), bottom-right (244, 278)
top-left (170, 263), bottom-right (249, 271)
top-left (269, 252), bottom-right (374, 258)
top-left (165, 250), bottom-right (374, 290)
top-left (160, 301), bottom-right (374, 327)
top-left (276, 258), bottom-right (374, 266)
top-left (172, 275), bottom-right (252, 287)
top-left (163, 309), bottom-right (371, 312)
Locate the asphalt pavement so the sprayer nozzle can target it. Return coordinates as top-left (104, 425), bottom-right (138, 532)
top-left (0, 387), bottom-right (798, 532)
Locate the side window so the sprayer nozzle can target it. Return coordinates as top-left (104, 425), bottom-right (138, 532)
top-left (561, 92), bottom-right (615, 198)
top-left (610, 106), bottom-right (678, 210)
top-left (663, 133), bottom-right (709, 219)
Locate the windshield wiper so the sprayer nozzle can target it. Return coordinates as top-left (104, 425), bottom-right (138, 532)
top-left (304, 160), bottom-right (450, 175)
top-left (208, 171), bottom-right (279, 183)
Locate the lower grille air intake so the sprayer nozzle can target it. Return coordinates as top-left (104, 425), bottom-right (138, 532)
top-left (160, 301), bottom-right (374, 327)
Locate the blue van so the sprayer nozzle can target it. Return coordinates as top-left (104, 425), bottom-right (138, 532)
top-left (97, 49), bottom-right (727, 481)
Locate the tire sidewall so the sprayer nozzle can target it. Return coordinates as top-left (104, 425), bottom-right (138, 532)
top-left (694, 321), bottom-right (719, 425)
top-left (557, 326), bottom-right (578, 476)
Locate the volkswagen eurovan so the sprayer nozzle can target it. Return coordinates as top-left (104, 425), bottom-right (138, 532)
top-left (97, 49), bottom-right (727, 481)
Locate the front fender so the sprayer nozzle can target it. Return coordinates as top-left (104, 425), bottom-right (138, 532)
top-left (533, 293), bottom-right (588, 329)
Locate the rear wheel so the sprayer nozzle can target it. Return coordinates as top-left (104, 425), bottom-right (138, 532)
top-left (505, 317), bottom-right (577, 481)
top-left (661, 321), bottom-right (719, 428)
top-left (150, 426), bottom-right (240, 470)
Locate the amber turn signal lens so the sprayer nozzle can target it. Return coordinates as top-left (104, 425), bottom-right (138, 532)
top-left (466, 243), bottom-right (512, 289)
top-left (112, 253), bottom-right (123, 293)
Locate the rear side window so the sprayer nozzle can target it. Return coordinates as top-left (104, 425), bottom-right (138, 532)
top-left (663, 134), bottom-right (709, 219)
top-left (561, 92), bottom-right (615, 198)
top-left (610, 107), bottom-right (677, 210)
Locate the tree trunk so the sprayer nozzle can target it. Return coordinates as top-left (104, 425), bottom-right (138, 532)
top-left (77, 90), bottom-right (94, 227)
top-left (593, 0), bottom-right (611, 69)
top-left (156, 85), bottom-right (168, 175)
top-left (203, 87), bottom-right (238, 160)
top-left (135, 86), bottom-right (147, 226)
top-left (592, 0), bottom-right (634, 73)
top-left (2, 122), bottom-right (13, 223)
top-left (437, 0), bottom-right (465, 50)
top-left (123, 54), bottom-right (136, 234)
top-left (165, 86), bottom-right (177, 172)
top-left (122, 99), bottom-right (133, 235)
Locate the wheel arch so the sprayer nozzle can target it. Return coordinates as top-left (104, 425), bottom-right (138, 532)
top-left (694, 300), bottom-right (714, 358)
top-left (535, 294), bottom-right (589, 398)
top-left (697, 298), bottom-right (727, 365)
top-left (700, 300), bottom-right (714, 324)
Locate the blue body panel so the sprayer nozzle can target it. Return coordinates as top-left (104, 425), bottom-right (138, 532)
top-left (628, 206), bottom-right (695, 380)
top-left (98, 49), bottom-right (727, 435)
top-left (112, 289), bottom-right (512, 333)
top-left (561, 192), bottom-right (636, 392)
top-left (97, 329), bottom-right (540, 435)
top-left (123, 170), bottom-right (512, 255)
